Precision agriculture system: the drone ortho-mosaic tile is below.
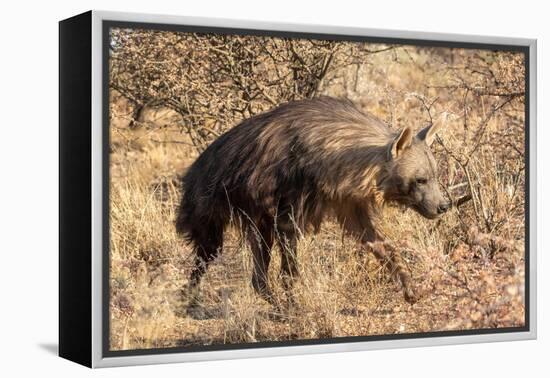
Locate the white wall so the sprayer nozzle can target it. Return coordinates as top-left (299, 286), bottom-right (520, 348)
top-left (1, 0), bottom-right (546, 376)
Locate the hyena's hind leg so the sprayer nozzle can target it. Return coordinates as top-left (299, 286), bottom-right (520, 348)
top-left (248, 219), bottom-right (275, 302)
top-left (275, 220), bottom-right (299, 290)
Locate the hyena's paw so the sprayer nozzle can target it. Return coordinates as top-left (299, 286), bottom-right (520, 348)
top-left (187, 302), bottom-right (211, 320)
top-left (403, 287), bottom-right (419, 304)
top-left (176, 284), bottom-right (211, 319)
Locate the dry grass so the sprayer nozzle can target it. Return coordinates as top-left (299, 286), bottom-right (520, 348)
top-left (108, 45), bottom-right (526, 351)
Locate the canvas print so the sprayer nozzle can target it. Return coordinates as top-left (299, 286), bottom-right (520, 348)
top-left (107, 25), bottom-right (527, 352)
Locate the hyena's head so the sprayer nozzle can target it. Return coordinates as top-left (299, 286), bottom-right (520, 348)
top-left (380, 121), bottom-right (450, 219)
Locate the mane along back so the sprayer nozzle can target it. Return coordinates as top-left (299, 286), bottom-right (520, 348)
top-left (177, 96), bottom-right (393, 235)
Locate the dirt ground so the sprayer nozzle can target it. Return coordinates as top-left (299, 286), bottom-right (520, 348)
top-left (108, 44), bottom-right (526, 351)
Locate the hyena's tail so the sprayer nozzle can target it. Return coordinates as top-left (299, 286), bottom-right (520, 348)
top-left (175, 192), bottom-right (193, 237)
top-left (175, 187), bottom-right (226, 288)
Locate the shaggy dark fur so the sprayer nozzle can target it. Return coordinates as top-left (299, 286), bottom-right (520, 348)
top-left (176, 96), bottom-right (449, 304)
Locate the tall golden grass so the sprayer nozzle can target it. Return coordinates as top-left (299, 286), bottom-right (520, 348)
top-left (108, 45), bottom-right (525, 351)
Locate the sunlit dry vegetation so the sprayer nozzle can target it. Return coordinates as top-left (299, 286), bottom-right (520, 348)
top-left (108, 28), bottom-right (526, 351)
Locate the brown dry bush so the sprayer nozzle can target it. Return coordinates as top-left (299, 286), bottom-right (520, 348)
top-left (108, 28), bottom-right (526, 350)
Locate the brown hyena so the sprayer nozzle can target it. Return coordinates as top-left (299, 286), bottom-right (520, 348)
top-left (176, 96), bottom-right (450, 308)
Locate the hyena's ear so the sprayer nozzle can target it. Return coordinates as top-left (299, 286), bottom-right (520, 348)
top-left (417, 123), bottom-right (441, 146)
top-left (390, 127), bottom-right (413, 159)
top-left (417, 113), bottom-right (447, 145)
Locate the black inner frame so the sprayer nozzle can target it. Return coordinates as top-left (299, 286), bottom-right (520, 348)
top-left (102, 19), bottom-right (530, 358)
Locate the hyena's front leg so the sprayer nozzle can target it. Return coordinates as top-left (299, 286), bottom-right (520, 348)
top-left (367, 241), bottom-right (417, 304)
top-left (340, 205), bottom-right (418, 303)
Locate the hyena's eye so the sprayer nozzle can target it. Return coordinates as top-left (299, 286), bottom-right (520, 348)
top-left (416, 177), bottom-right (428, 185)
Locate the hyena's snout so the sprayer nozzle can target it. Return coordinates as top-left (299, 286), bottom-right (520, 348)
top-left (413, 184), bottom-right (451, 219)
top-left (432, 184), bottom-right (451, 215)
top-left (428, 186), bottom-right (451, 217)
top-left (437, 199), bottom-right (451, 214)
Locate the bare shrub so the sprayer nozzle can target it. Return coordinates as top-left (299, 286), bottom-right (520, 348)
top-left (110, 28), bottom-right (393, 150)
top-left (108, 29), bottom-right (526, 350)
